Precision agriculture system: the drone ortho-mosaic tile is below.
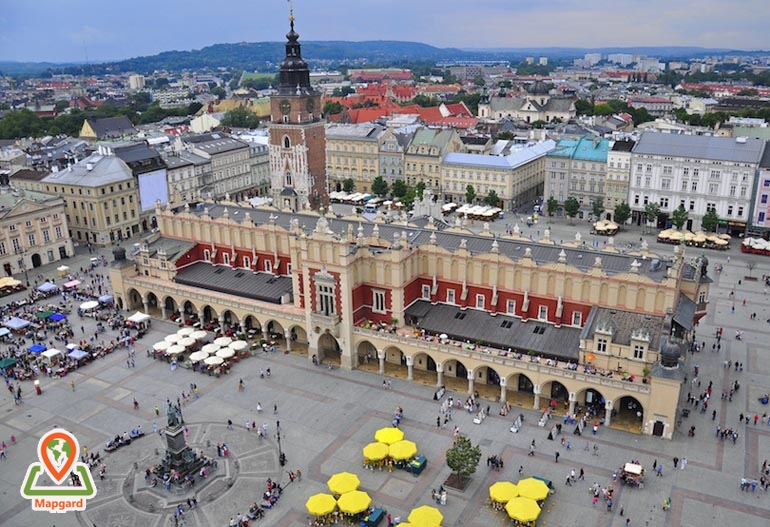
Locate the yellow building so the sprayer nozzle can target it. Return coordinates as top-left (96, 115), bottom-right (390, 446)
top-left (404, 128), bottom-right (465, 192)
top-left (605, 139), bottom-right (635, 218)
top-left (325, 124), bottom-right (384, 193)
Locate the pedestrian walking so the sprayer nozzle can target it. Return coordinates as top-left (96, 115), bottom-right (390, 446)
top-left (579, 467), bottom-right (585, 480)
top-left (565, 473), bottom-right (572, 485)
top-left (70, 380), bottom-right (76, 391)
top-left (273, 404), bottom-right (278, 415)
top-left (681, 458), bottom-right (687, 470)
top-left (155, 405), bottom-right (160, 416)
top-left (673, 456), bottom-right (679, 469)
top-left (518, 465), bottom-right (524, 476)
top-left (555, 451), bottom-right (560, 463)
top-left (657, 465), bottom-right (663, 477)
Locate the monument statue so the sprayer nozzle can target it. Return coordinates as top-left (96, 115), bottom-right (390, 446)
top-left (167, 403), bottom-right (180, 428)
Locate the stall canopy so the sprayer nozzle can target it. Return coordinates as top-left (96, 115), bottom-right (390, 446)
top-left (128, 311), bottom-right (151, 324)
top-left (67, 349), bottom-right (89, 361)
top-left (79, 300), bottom-right (99, 311)
top-left (0, 357), bottom-right (17, 368)
top-left (98, 295), bottom-right (114, 304)
top-left (62, 279), bottom-right (81, 289)
top-left (42, 348), bottom-right (63, 360)
top-left (36, 282), bottom-right (59, 293)
top-left (28, 344), bottom-right (47, 354)
top-left (0, 328), bottom-right (10, 337)
top-left (4, 317), bottom-right (31, 330)
top-left (36, 310), bottom-right (54, 320)
top-left (48, 313), bottom-right (67, 322)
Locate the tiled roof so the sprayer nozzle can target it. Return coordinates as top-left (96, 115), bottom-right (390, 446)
top-left (85, 116), bottom-right (136, 138)
top-left (633, 132), bottom-right (765, 163)
top-left (175, 261), bottom-right (293, 304)
top-left (581, 306), bottom-right (663, 351)
top-left (405, 300), bottom-right (582, 361)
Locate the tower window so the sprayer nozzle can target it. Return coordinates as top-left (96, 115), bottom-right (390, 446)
top-left (283, 136), bottom-right (291, 148)
top-left (285, 171), bottom-right (292, 186)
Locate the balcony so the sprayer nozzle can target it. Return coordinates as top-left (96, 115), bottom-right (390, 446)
top-left (310, 312), bottom-right (342, 337)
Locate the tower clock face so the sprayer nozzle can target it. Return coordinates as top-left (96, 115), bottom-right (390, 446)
top-left (306, 98), bottom-right (315, 112)
top-left (279, 99), bottom-right (291, 114)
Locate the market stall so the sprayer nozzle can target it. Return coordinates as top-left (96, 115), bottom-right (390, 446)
top-left (620, 462), bottom-right (645, 487)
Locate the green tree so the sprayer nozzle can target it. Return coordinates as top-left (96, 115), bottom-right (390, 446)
top-left (672, 204), bottom-right (689, 230)
top-left (415, 181), bottom-right (426, 201)
top-left (591, 198), bottom-right (604, 219)
top-left (445, 435), bottom-right (481, 484)
top-left (574, 98), bottom-right (594, 116)
top-left (342, 178), bottom-right (355, 193)
top-left (701, 208), bottom-right (720, 232)
top-left (323, 101), bottom-right (344, 115)
top-left (737, 88), bottom-right (759, 96)
top-left (532, 120), bottom-right (547, 129)
top-left (563, 197), bottom-right (580, 224)
top-left (472, 75), bottom-right (486, 87)
top-left (220, 106), bottom-right (261, 129)
top-left (371, 175), bottom-right (388, 197)
top-left (465, 184), bottom-right (477, 204)
top-left (401, 187), bottom-right (416, 210)
top-left (210, 86), bottom-right (226, 99)
top-left (546, 196), bottom-right (559, 217)
top-left (644, 202), bottom-right (661, 233)
top-left (614, 202), bottom-right (631, 228)
top-left (332, 86), bottom-right (355, 97)
top-left (484, 189), bottom-right (500, 207)
top-left (392, 179), bottom-right (407, 198)
top-left (495, 131), bottom-right (516, 141)
top-left (411, 94), bottom-right (440, 107)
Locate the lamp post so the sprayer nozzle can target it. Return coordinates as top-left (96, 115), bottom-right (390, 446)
top-left (276, 420), bottom-right (286, 466)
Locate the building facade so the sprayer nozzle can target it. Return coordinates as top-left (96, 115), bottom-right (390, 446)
top-left (325, 124), bottom-right (384, 194)
top-left (605, 139), bottom-right (635, 219)
top-left (183, 133), bottom-right (251, 201)
top-left (404, 128), bottom-right (465, 192)
top-left (0, 190), bottom-right (74, 278)
top-left (628, 133), bottom-right (766, 233)
top-left (544, 137), bottom-right (611, 217)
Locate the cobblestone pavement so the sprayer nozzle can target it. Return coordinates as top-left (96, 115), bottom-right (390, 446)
top-left (1, 227), bottom-right (770, 527)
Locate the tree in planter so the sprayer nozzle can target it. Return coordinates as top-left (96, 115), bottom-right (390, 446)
top-left (563, 197), bottom-right (580, 224)
top-left (546, 196), bottom-right (559, 217)
top-left (445, 435), bottom-right (481, 489)
top-left (671, 204), bottom-right (689, 230)
top-left (614, 202), bottom-right (631, 229)
top-left (465, 184), bottom-right (477, 205)
top-left (644, 202), bottom-right (660, 234)
top-left (591, 198), bottom-right (604, 220)
top-left (371, 175), bottom-right (389, 197)
top-left (342, 177), bottom-right (355, 193)
top-left (701, 208), bottom-right (720, 232)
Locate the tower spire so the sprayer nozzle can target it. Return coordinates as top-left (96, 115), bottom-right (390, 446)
top-left (288, 0), bottom-right (294, 30)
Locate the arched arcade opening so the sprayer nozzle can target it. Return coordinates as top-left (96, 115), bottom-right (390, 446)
top-left (614, 396), bottom-right (644, 433)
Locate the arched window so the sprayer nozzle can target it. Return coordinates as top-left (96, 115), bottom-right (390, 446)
top-left (285, 171), bottom-right (292, 186)
top-left (283, 136), bottom-right (291, 148)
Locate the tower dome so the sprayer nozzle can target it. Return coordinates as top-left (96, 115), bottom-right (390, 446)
top-left (528, 80), bottom-right (550, 95)
top-left (278, 11), bottom-right (311, 95)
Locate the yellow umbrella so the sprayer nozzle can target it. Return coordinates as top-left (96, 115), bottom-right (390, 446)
top-left (489, 481), bottom-right (519, 503)
top-left (306, 493), bottom-right (337, 516)
top-left (408, 505), bottom-right (443, 527)
top-left (375, 427), bottom-right (404, 445)
top-left (505, 496), bottom-right (541, 522)
top-left (327, 472), bottom-right (361, 495)
top-left (337, 490), bottom-right (371, 514)
top-left (668, 231), bottom-right (684, 241)
top-left (389, 439), bottom-right (418, 461)
top-left (517, 477), bottom-right (550, 501)
top-left (363, 442), bottom-right (389, 461)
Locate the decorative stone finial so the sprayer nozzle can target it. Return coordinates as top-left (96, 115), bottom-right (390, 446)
top-left (524, 247), bottom-right (532, 258)
top-left (594, 256), bottom-right (602, 267)
top-left (630, 259), bottom-right (641, 273)
top-left (459, 238), bottom-right (468, 249)
top-left (222, 207), bottom-right (229, 219)
top-left (430, 231), bottom-right (437, 245)
top-left (558, 249), bottom-right (567, 263)
top-left (491, 239), bottom-right (499, 253)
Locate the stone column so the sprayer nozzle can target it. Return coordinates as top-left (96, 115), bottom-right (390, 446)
top-left (197, 308), bottom-right (204, 324)
top-left (161, 305), bottom-right (167, 319)
top-left (284, 330), bottom-right (292, 352)
top-left (406, 355), bottom-right (414, 381)
top-left (568, 392), bottom-right (577, 415)
top-left (180, 311), bottom-right (186, 325)
top-left (142, 296), bottom-right (149, 315)
top-left (377, 349), bottom-right (386, 375)
top-left (533, 384), bottom-right (542, 410)
top-left (466, 370), bottom-right (475, 395)
top-left (436, 363), bottom-right (444, 387)
top-left (499, 376), bottom-right (508, 404)
top-left (604, 400), bottom-right (614, 427)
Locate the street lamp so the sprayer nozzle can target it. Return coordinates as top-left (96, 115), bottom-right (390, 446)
top-left (276, 420), bottom-right (286, 467)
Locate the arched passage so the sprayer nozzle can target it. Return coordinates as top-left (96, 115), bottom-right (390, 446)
top-left (411, 352), bottom-right (437, 385)
top-left (146, 292), bottom-right (160, 317)
top-left (505, 372), bottom-right (534, 408)
top-left (221, 310), bottom-right (239, 333)
top-left (356, 340), bottom-right (378, 369)
top-left (264, 320), bottom-right (285, 342)
top-left (442, 359), bottom-right (469, 393)
top-left (127, 288), bottom-right (143, 311)
top-left (474, 366), bottom-right (500, 401)
top-left (164, 296), bottom-right (178, 321)
top-left (542, 380), bottom-right (569, 413)
top-left (201, 305), bottom-right (218, 328)
top-left (288, 324), bottom-right (308, 356)
top-left (243, 315), bottom-right (261, 334)
top-left (614, 395), bottom-right (644, 433)
top-left (382, 345), bottom-right (407, 377)
top-left (317, 332), bottom-right (341, 366)
top-left (183, 300), bottom-right (198, 325)
top-left (576, 387), bottom-right (606, 421)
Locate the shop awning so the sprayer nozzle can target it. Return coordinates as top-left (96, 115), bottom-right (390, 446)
top-left (62, 280), bottom-right (82, 289)
top-left (48, 313), bottom-right (67, 322)
top-left (67, 349), bottom-right (89, 361)
top-left (4, 317), bottom-right (31, 330)
top-left (127, 311), bottom-right (151, 323)
top-left (28, 344), bottom-right (47, 354)
top-left (36, 282), bottom-right (59, 293)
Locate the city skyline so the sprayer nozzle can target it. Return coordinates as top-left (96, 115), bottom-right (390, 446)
top-left (1, 0), bottom-right (768, 64)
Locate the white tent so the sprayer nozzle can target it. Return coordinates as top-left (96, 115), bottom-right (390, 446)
top-left (128, 311), bottom-right (151, 324)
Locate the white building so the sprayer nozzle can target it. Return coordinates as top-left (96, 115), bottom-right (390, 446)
top-left (628, 133), bottom-right (766, 234)
top-left (128, 75), bottom-right (145, 90)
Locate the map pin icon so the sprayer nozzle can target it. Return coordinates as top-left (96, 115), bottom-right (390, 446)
top-left (38, 429), bottom-right (79, 485)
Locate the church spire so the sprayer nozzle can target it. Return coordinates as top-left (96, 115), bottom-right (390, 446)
top-left (279, 0), bottom-right (311, 94)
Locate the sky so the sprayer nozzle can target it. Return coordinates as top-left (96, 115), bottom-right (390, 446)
top-left (1, 0), bottom-right (767, 63)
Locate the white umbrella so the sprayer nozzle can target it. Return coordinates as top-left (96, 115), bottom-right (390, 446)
top-left (153, 341), bottom-right (170, 352)
top-left (229, 340), bottom-right (248, 352)
top-left (166, 344), bottom-right (186, 355)
top-left (177, 327), bottom-right (194, 337)
top-left (164, 334), bottom-right (181, 344)
top-left (214, 336), bottom-right (233, 347)
top-left (202, 343), bottom-right (220, 355)
top-left (439, 333), bottom-right (448, 340)
top-left (79, 300), bottom-right (99, 311)
top-left (189, 351), bottom-right (209, 362)
top-left (216, 348), bottom-right (235, 359)
top-left (204, 356), bottom-right (224, 366)
top-left (191, 330), bottom-right (209, 341)
top-left (178, 337), bottom-right (197, 348)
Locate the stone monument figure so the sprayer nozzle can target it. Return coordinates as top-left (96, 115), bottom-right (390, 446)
top-left (167, 403), bottom-right (180, 428)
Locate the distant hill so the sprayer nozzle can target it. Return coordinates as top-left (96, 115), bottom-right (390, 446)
top-left (2, 42), bottom-right (766, 77)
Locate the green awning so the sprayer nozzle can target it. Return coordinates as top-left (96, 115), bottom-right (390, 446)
top-left (0, 357), bottom-right (17, 369)
top-left (36, 310), bottom-right (54, 320)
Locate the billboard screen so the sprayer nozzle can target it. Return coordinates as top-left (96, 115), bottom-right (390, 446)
top-left (138, 169), bottom-right (169, 212)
